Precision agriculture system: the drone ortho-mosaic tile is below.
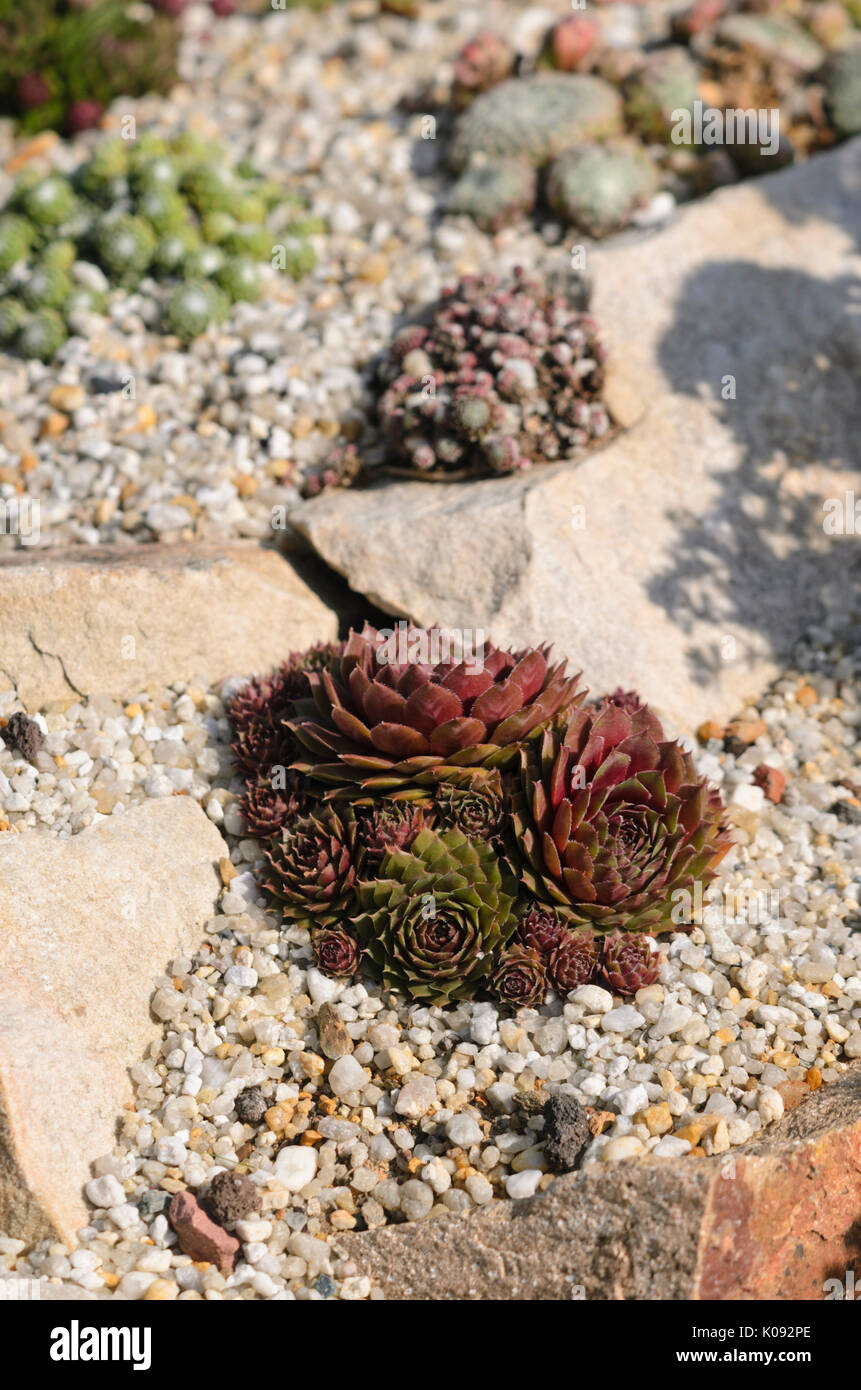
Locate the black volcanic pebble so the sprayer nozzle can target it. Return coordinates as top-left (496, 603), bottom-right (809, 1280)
top-left (205, 1169), bottom-right (261, 1226)
top-left (542, 1094), bottom-right (591, 1173)
top-left (235, 1085), bottom-right (267, 1124)
top-left (5, 711), bottom-right (43, 763)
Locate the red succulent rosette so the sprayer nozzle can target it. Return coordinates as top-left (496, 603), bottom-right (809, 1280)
top-left (548, 928), bottom-right (601, 992)
top-left (511, 696), bottom-right (731, 933)
top-left (289, 623), bottom-right (583, 798)
top-left (600, 930), bottom-right (659, 996)
top-left (313, 927), bottom-right (362, 979)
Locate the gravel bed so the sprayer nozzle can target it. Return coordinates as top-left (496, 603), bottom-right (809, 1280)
top-left (0, 0), bottom-right (682, 552)
top-left (1, 613), bottom-right (860, 1299)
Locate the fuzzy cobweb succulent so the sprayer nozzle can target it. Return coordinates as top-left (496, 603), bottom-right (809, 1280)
top-left (228, 626), bottom-right (730, 1010)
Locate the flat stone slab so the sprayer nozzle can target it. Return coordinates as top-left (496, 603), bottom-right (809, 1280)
top-left (0, 543), bottom-right (338, 711)
top-left (0, 798), bottom-right (225, 1246)
top-left (292, 141), bottom-right (861, 733)
top-left (338, 1064), bottom-right (861, 1300)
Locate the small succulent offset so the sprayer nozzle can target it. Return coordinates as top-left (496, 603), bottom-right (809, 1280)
top-left (364, 267), bottom-right (610, 480)
top-left (230, 625), bottom-right (731, 1010)
top-left (0, 130), bottom-right (323, 359)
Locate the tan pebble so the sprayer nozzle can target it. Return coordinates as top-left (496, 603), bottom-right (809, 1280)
top-left (143, 1279), bottom-right (178, 1301)
top-left (637, 1103), bottom-right (673, 1137)
top-left (770, 1050), bottom-right (796, 1069)
top-left (49, 385), bottom-right (85, 413)
top-left (329, 1211), bottom-right (356, 1230)
top-left (265, 1101), bottom-right (295, 1133)
top-left (5, 131), bottom-right (59, 173)
top-left (806, 1066), bottom-right (823, 1090)
top-left (796, 683), bottom-right (818, 707)
top-left (697, 719), bottom-right (725, 742)
top-left (18, 450), bottom-right (38, 474)
top-left (219, 857), bottom-right (237, 885)
top-left (715, 1027), bottom-right (736, 1045)
top-left (135, 404), bottom-right (158, 432)
top-left (299, 1130), bottom-right (322, 1146)
top-left (356, 252), bottom-right (389, 284)
top-left (265, 458), bottom-right (291, 479)
top-left (299, 1051), bottom-right (326, 1078)
top-left (39, 412), bottom-right (69, 439)
top-left (171, 493), bottom-right (201, 517)
top-left (726, 717), bottom-right (766, 744)
top-left (101, 1271), bottom-right (120, 1288)
top-left (124, 703), bottom-right (142, 717)
top-left (292, 414), bottom-right (313, 439)
top-left (776, 1079), bottom-right (809, 1112)
top-left (234, 474), bottom-right (258, 497)
top-left (94, 498), bottom-right (116, 525)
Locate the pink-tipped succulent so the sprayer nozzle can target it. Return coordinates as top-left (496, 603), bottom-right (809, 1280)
top-left (452, 32), bottom-right (515, 109)
top-left (313, 926), bottom-right (363, 979)
top-left (229, 642), bottom-right (343, 780)
top-left (289, 621), bottom-right (584, 798)
top-left (515, 901), bottom-right (567, 957)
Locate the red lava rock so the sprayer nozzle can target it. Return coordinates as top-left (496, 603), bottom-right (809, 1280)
top-left (168, 1190), bottom-right (240, 1273)
top-left (753, 763), bottom-right (786, 804)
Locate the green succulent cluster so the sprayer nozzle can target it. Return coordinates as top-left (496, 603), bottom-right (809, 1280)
top-left (0, 132), bottom-right (323, 359)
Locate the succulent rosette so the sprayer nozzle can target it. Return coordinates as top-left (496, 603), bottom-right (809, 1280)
top-left (490, 945), bottom-right (547, 1008)
top-left (356, 800), bottom-right (435, 871)
top-left (515, 900), bottom-right (567, 957)
top-left (229, 641), bottom-right (342, 780)
top-left (548, 928), bottom-right (601, 993)
top-left (240, 773), bottom-right (309, 839)
top-left (600, 930), bottom-right (659, 996)
top-left (353, 826), bottom-right (517, 1003)
top-left (511, 696), bottom-right (731, 933)
top-left (289, 623), bottom-right (583, 799)
top-left (261, 806), bottom-right (357, 925)
top-left (434, 775), bottom-right (505, 841)
top-left (313, 926), bottom-right (362, 979)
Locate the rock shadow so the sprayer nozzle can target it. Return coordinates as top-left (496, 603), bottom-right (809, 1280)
top-left (650, 228), bottom-right (861, 690)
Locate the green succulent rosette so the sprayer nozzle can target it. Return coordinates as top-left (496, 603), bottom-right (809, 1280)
top-left (353, 826), bottom-right (517, 1003)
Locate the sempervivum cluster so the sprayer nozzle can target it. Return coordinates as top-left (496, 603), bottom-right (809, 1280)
top-left (371, 268), bottom-right (610, 479)
top-left (511, 902), bottom-right (659, 998)
top-left (230, 627), bottom-right (730, 1010)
